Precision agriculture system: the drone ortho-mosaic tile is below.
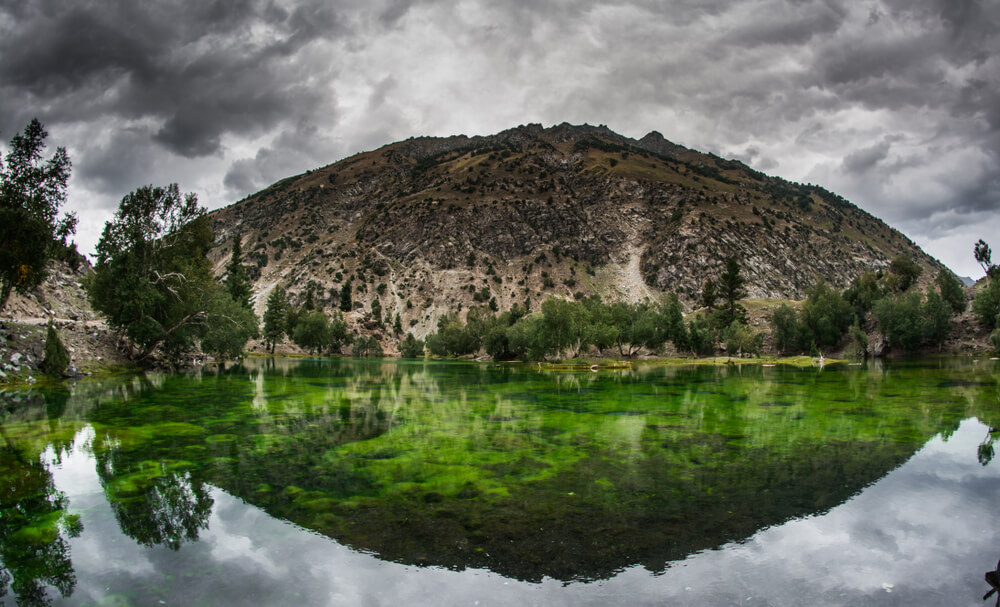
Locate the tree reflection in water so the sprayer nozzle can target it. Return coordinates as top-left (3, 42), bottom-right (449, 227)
top-left (0, 445), bottom-right (81, 607)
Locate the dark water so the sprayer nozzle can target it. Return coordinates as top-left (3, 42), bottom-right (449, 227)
top-left (1, 358), bottom-right (999, 606)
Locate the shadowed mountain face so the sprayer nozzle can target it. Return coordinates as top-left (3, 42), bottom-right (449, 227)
top-left (207, 123), bottom-right (943, 328)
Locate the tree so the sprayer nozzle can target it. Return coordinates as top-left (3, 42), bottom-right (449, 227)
top-left (717, 256), bottom-right (748, 326)
top-left (200, 289), bottom-right (259, 361)
top-left (973, 279), bottom-right (1000, 330)
top-left (393, 312), bottom-right (403, 335)
top-left (339, 281), bottom-right (352, 312)
top-left (888, 255), bottom-right (922, 292)
top-left (262, 286), bottom-right (288, 355)
top-left (874, 292), bottom-right (924, 353)
top-left (371, 298), bottom-right (383, 327)
top-left (88, 184), bottom-right (217, 363)
top-left (921, 289), bottom-right (952, 348)
top-left (770, 303), bottom-right (800, 354)
top-left (799, 279), bottom-right (852, 349)
top-left (700, 278), bottom-right (717, 310)
top-left (225, 234), bottom-right (252, 309)
top-left (293, 310), bottom-right (329, 355)
top-left (352, 335), bottom-right (383, 358)
top-left (935, 269), bottom-right (966, 315)
top-left (975, 239), bottom-right (997, 279)
top-left (40, 324), bottom-right (70, 376)
top-left (0, 119), bottom-right (75, 310)
top-left (399, 333), bottom-right (425, 358)
top-left (328, 309), bottom-right (352, 353)
top-left (722, 320), bottom-right (761, 357)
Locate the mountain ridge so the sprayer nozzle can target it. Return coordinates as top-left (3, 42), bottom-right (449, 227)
top-left (206, 122), bottom-right (947, 339)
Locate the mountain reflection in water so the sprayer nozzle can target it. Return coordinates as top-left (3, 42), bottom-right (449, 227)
top-left (1, 357), bottom-right (999, 606)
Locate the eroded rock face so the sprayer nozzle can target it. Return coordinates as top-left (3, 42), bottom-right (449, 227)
top-left (207, 123), bottom-right (944, 336)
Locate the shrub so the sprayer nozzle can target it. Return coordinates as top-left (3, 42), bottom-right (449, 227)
top-left (41, 324), bottom-right (69, 376)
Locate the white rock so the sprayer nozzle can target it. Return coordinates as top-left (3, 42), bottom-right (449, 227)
top-left (10, 352), bottom-right (21, 364)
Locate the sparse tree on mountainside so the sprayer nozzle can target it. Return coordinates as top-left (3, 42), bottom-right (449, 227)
top-left (225, 233), bottom-right (252, 309)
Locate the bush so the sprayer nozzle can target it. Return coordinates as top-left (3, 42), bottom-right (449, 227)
top-left (800, 280), bottom-right (852, 349)
top-left (399, 333), bottom-right (425, 358)
top-left (770, 304), bottom-right (800, 354)
top-left (935, 270), bottom-right (966, 315)
top-left (41, 324), bottom-right (69, 376)
top-left (973, 279), bottom-right (1000, 330)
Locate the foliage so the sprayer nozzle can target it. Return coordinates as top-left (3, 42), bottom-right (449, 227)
top-left (799, 279), bottom-right (852, 350)
top-left (351, 335), bottom-right (383, 358)
top-left (973, 279), bottom-right (1000, 330)
top-left (200, 289), bottom-right (260, 361)
top-left (975, 239), bottom-right (997, 279)
top-left (88, 184), bottom-right (221, 363)
top-left (770, 303), bottom-right (800, 354)
top-left (371, 298), bottom-right (383, 327)
top-left (40, 324), bottom-right (70, 376)
top-left (717, 256), bottom-right (748, 327)
top-left (399, 333), bottom-right (425, 358)
top-left (842, 271), bottom-right (882, 318)
top-left (425, 313), bottom-right (479, 356)
top-left (722, 321), bottom-right (761, 357)
top-left (686, 315), bottom-right (716, 356)
top-left (293, 310), bottom-right (329, 355)
top-left (339, 280), bottom-right (352, 312)
top-left (262, 285), bottom-right (288, 354)
top-left (328, 310), bottom-right (352, 353)
top-left (847, 321), bottom-right (868, 359)
top-left (873, 290), bottom-right (951, 353)
top-left (887, 255), bottom-right (922, 292)
top-left (225, 234), bottom-right (252, 309)
top-left (700, 278), bottom-right (717, 309)
top-left (935, 270), bottom-right (966, 315)
top-left (0, 119), bottom-right (75, 310)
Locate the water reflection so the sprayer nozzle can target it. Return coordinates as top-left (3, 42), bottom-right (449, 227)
top-left (0, 358), bottom-right (999, 604)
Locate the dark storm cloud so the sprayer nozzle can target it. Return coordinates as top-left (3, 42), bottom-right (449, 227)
top-left (0, 0), bottom-right (342, 157)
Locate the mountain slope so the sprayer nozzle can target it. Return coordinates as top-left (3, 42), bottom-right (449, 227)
top-left (207, 123), bottom-right (945, 337)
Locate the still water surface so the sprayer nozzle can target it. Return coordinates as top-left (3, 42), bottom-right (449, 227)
top-left (1, 358), bottom-right (998, 606)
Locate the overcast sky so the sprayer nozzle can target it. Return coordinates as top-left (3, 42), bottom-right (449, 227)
top-left (1, 0), bottom-right (997, 278)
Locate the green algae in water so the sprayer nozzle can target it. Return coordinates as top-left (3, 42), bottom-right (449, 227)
top-left (1, 356), bottom-right (999, 602)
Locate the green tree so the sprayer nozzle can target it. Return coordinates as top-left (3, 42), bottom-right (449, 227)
top-left (88, 184), bottom-right (216, 363)
top-left (973, 279), bottom-right (1000, 330)
top-left (717, 256), bottom-right (748, 327)
top-left (200, 290), bottom-right (259, 361)
top-left (328, 309), bottom-right (352, 353)
top-left (935, 269), bottom-right (966, 315)
top-left (40, 324), bottom-right (70, 376)
top-left (975, 239), bottom-right (997, 279)
top-left (770, 303), bottom-right (800, 354)
top-left (686, 315), bottom-right (716, 356)
top-left (874, 292), bottom-right (924, 353)
top-left (393, 312), bottom-right (403, 335)
top-left (0, 119), bottom-right (75, 310)
top-left (225, 234), bottom-right (252, 309)
top-left (352, 335), bottom-right (383, 358)
top-left (888, 255), bottom-right (922, 292)
top-left (722, 320), bottom-right (761, 357)
top-left (843, 271), bottom-right (883, 318)
top-left (339, 280), bottom-right (352, 312)
top-left (700, 278), bottom-right (717, 310)
top-left (799, 279), bottom-right (852, 349)
top-left (293, 310), bottom-right (329, 355)
top-left (262, 285), bottom-right (288, 355)
top-left (371, 298), bottom-right (383, 327)
top-left (921, 289), bottom-right (952, 348)
top-left (399, 333), bottom-right (425, 358)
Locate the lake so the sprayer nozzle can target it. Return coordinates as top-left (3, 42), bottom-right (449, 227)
top-left (1, 357), bottom-right (998, 606)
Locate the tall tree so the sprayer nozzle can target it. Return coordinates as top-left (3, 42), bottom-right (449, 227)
top-left (717, 256), bottom-right (748, 327)
top-left (339, 280), bottom-right (352, 312)
top-left (0, 119), bottom-right (75, 310)
top-left (262, 285), bottom-right (288, 355)
top-left (225, 233), bottom-right (252, 309)
top-left (88, 184), bottom-right (254, 363)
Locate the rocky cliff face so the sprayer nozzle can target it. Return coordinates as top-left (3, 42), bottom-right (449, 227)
top-left (207, 123), bottom-right (945, 337)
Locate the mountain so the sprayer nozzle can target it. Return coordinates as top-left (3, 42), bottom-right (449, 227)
top-left (206, 123), bottom-right (945, 336)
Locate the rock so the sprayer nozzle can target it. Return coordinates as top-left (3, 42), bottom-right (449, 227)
top-left (867, 330), bottom-right (888, 357)
top-left (10, 352), bottom-right (21, 365)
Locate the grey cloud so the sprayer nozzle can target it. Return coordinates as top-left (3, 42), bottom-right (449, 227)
top-left (841, 140), bottom-right (891, 174)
